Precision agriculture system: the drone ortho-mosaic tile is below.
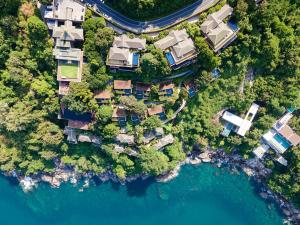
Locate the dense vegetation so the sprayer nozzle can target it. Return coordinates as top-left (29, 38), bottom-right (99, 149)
top-left (0, 0), bottom-right (299, 208)
top-left (106, 0), bottom-right (198, 20)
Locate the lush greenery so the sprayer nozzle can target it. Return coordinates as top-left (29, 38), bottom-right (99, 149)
top-left (0, 0), bottom-right (299, 209)
top-left (106, 0), bottom-right (198, 20)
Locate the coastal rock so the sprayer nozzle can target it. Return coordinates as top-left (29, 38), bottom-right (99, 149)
top-left (199, 152), bottom-right (211, 163)
top-left (187, 157), bottom-right (202, 165)
top-left (282, 209), bottom-right (291, 217)
top-left (242, 167), bottom-right (255, 176)
top-left (51, 177), bottom-right (61, 187)
top-left (41, 175), bottom-right (53, 184)
top-left (20, 177), bottom-right (37, 192)
top-left (157, 165), bottom-right (180, 183)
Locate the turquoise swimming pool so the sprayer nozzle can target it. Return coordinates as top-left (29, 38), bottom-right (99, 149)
top-left (165, 52), bottom-right (175, 66)
top-left (274, 133), bottom-right (291, 149)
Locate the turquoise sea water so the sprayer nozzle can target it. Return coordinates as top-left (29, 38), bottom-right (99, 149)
top-left (0, 164), bottom-right (284, 225)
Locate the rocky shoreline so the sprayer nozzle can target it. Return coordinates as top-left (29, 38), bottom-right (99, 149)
top-left (2, 149), bottom-right (300, 224)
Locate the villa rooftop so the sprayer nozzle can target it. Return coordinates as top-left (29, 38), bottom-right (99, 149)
top-left (115, 134), bottom-right (135, 145)
top-left (259, 112), bottom-right (300, 157)
top-left (94, 90), bottom-right (112, 99)
top-left (51, 0), bottom-right (86, 22)
top-left (108, 47), bottom-right (131, 62)
top-left (159, 82), bottom-right (175, 91)
top-left (136, 82), bottom-right (151, 92)
top-left (52, 20), bottom-right (84, 42)
top-left (222, 103), bottom-right (260, 137)
top-left (114, 80), bottom-right (132, 90)
top-left (112, 107), bottom-right (127, 118)
top-left (148, 105), bottom-right (164, 116)
top-left (278, 125), bottom-right (300, 146)
top-left (113, 34), bottom-right (146, 50)
top-left (154, 29), bottom-right (189, 50)
top-left (154, 29), bottom-right (197, 68)
top-left (68, 120), bottom-right (90, 130)
top-left (201, 4), bottom-right (238, 52)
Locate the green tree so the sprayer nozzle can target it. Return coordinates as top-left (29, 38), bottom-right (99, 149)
top-left (95, 105), bottom-right (113, 124)
top-left (61, 82), bottom-right (97, 113)
top-left (141, 116), bottom-right (163, 131)
top-left (103, 124), bottom-right (120, 140)
top-left (120, 96), bottom-right (147, 117)
top-left (138, 147), bottom-right (170, 176)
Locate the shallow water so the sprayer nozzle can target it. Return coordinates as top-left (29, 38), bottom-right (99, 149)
top-left (0, 164), bottom-right (284, 225)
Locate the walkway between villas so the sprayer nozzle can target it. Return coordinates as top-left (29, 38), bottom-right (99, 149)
top-left (163, 70), bottom-right (193, 80)
top-left (163, 99), bottom-right (187, 124)
top-left (85, 0), bottom-right (220, 34)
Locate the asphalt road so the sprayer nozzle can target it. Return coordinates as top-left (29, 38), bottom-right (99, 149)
top-left (84, 0), bottom-right (218, 33)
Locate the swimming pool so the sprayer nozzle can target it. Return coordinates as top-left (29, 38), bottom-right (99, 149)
top-left (228, 21), bottom-right (239, 32)
top-left (274, 133), bottom-right (291, 149)
top-left (165, 52), bottom-right (175, 66)
top-left (132, 53), bottom-right (139, 66)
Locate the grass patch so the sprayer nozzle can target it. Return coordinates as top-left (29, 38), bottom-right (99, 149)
top-left (60, 61), bottom-right (79, 79)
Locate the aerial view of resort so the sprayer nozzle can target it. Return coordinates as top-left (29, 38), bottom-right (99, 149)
top-left (0, 0), bottom-right (299, 224)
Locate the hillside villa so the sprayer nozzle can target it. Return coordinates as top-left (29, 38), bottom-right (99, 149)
top-left (221, 103), bottom-right (260, 137)
top-left (112, 107), bottom-right (127, 127)
top-left (106, 34), bottom-right (146, 71)
top-left (94, 90), bottom-right (112, 104)
top-left (135, 82), bottom-right (151, 100)
top-left (114, 80), bottom-right (132, 96)
top-left (159, 82), bottom-right (175, 97)
top-left (148, 105), bottom-right (166, 120)
top-left (154, 29), bottom-right (198, 69)
top-left (253, 110), bottom-right (300, 166)
top-left (43, 0), bottom-right (86, 29)
top-left (201, 4), bottom-right (239, 53)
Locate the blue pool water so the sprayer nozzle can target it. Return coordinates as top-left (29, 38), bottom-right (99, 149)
top-left (0, 164), bottom-right (284, 225)
top-left (188, 88), bottom-right (196, 97)
top-left (274, 133), bottom-right (291, 149)
top-left (228, 21), bottom-right (239, 32)
top-left (165, 52), bottom-right (175, 66)
top-left (221, 122), bottom-right (234, 137)
top-left (132, 53), bottom-right (139, 66)
top-left (165, 88), bottom-right (173, 96)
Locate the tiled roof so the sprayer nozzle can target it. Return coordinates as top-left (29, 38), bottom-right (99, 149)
top-left (154, 29), bottom-right (189, 50)
top-left (148, 105), bottom-right (164, 116)
top-left (113, 34), bottom-right (146, 49)
top-left (159, 82), bottom-right (175, 90)
top-left (68, 120), bottom-right (90, 130)
top-left (108, 47), bottom-right (131, 61)
top-left (112, 107), bottom-right (127, 118)
top-left (136, 82), bottom-right (151, 91)
top-left (94, 90), bottom-right (112, 99)
top-left (114, 80), bottom-right (132, 89)
top-left (278, 125), bottom-right (300, 146)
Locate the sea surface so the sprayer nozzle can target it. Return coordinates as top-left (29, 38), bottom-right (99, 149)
top-left (0, 164), bottom-right (284, 225)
